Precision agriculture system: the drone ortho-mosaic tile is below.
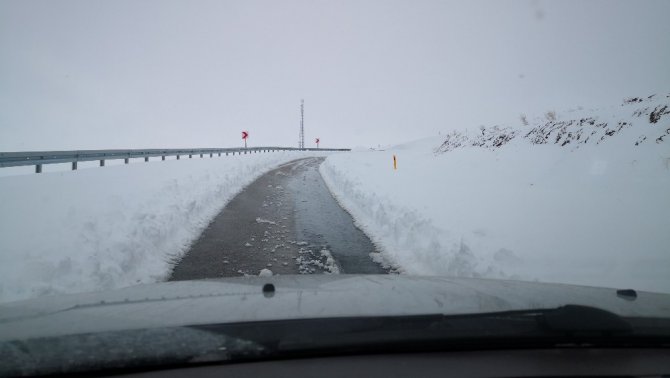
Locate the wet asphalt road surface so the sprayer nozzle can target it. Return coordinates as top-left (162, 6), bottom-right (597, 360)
top-left (169, 157), bottom-right (387, 280)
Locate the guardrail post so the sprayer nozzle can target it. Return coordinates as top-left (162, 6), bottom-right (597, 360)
top-left (100, 159), bottom-right (105, 167)
top-left (124, 158), bottom-right (129, 164)
top-left (218, 152), bottom-right (221, 157)
top-left (177, 155), bottom-right (180, 160)
top-left (210, 153), bottom-right (213, 158)
top-left (200, 153), bottom-right (203, 158)
top-left (162, 156), bottom-right (165, 161)
top-left (72, 162), bottom-right (77, 170)
top-left (36, 164), bottom-right (42, 173)
top-left (144, 157), bottom-right (149, 162)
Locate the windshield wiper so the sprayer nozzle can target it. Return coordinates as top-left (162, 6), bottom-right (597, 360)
top-left (540, 304), bottom-right (632, 334)
top-left (2, 305), bottom-right (667, 376)
top-left (195, 305), bottom-right (669, 355)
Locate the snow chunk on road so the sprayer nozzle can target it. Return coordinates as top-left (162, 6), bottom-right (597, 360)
top-left (259, 269), bottom-right (273, 277)
top-left (320, 249), bottom-right (340, 274)
top-left (255, 217), bottom-right (276, 225)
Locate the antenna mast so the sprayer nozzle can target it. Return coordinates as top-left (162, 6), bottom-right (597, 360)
top-left (299, 99), bottom-right (305, 149)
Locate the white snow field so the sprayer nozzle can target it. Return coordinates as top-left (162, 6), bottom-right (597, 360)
top-left (321, 94), bottom-right (670, 294)
top-left (0, 151), bottom-right (330, 303)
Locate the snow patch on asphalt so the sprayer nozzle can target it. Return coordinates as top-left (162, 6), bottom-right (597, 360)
top-left (295, 246), bottom-right (341, 275)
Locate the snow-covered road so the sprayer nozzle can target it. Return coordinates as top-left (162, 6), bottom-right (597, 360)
top-left (169, 157), bottom-right (386, 280)
top-left (0, 152), bottom-right (334, 303)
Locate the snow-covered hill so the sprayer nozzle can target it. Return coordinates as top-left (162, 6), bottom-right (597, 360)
top-left (436, 94), bottom-right (669, 152)
top-left (321, 94), bottom-right (670, 293)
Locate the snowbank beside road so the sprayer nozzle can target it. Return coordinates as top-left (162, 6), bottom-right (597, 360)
top-left (321, 95), bottom-right (670, 293)
top-left (0, 151), bottom-right (328, 303)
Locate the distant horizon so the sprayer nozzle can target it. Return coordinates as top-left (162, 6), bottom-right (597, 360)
top-left (3, 90), bottom-right (666, 152)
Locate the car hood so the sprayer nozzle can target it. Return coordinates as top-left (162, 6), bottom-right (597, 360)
top-left (1, 275), bottom-right (669, 341)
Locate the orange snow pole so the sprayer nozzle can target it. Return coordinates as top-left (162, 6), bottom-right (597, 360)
top-left (393, 155), bottom-right (397, 170)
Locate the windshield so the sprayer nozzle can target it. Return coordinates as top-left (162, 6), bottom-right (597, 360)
top-left (1, 0), bottom-right (669, 375)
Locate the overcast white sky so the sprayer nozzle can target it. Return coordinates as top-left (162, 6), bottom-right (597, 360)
top-left (1, 0), bottom-right (669, 150)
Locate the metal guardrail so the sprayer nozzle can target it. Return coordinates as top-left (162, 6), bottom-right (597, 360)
top-left (0, 147), bottom-right (350, 173)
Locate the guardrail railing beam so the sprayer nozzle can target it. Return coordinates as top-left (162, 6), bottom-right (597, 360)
top-left (0, 147), bottom-right (351, 173)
